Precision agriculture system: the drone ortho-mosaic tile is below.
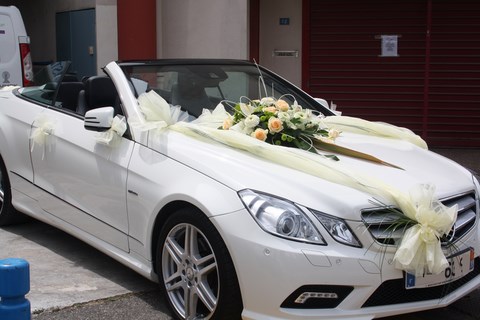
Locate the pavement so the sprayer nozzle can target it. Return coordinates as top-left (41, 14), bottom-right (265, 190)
top-left (0, 148), bottom-right (479, 320)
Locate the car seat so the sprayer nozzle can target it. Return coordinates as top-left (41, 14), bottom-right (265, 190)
top-left (76, 76), bottom-right (120, 116)
top-left (55, 82), bottom-right (85, 111)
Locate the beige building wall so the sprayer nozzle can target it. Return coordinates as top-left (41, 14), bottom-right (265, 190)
top-left (259, 0), bottom-right (302, 87)
top-left (157, 0), bottom-right (249, 59)
top-left (2, 0), bottom-right (251, 71)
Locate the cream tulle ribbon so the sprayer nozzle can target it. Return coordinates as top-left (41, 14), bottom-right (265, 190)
top-left (95, 115), bottom-right (127, 146)
top-left (30, 115), bottom-right (55, 160)
top-left (129, 90), bottom-right (190, 132)
top-left (393, 185), bottom-right (457, 275)
top-left (136, 91), bottom-right (457, 275)
top-left (322, 116), bottom-right (428, 150)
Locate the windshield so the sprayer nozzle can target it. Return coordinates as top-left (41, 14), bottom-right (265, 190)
top-left (120, 63), bottom-right (330, 118)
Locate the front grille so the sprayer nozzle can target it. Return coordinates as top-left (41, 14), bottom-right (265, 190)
top-left (363, 257), bottom-right (480, 307)
top-left (362, 191), bottom-right (478, 246)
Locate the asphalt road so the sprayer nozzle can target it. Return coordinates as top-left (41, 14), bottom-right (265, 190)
top-left (1, 148), bottom-right (479, 320)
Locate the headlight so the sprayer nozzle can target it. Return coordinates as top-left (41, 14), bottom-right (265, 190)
top-left (239, 189), bottom-right (326, 245)
top-left (312, 210), bottom-right (362, 247)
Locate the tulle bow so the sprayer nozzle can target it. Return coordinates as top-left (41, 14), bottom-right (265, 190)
top-left (128, 90), bottom-right (190, 132)
top-left (30, 115), bottom-right (55, 159)
top-left (394, 184), bottom-right (457, 275)
top-left (95, 115), bottom-right (127, 146)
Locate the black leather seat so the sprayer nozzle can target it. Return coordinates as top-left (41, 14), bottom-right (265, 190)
top-left (76, 76), bottom-right (119, 116)
top-left (55, 82), bottom-right (85, 111)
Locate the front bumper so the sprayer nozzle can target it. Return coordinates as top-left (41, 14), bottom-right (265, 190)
top-left (213, 209), bottom-right (480, 320)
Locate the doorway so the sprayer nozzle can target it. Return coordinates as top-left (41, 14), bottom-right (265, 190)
top-left (56, 9), bottom-right (96, 80)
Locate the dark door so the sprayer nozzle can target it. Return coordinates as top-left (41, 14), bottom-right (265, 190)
top-left (56, 9), bottom-right (96, 80)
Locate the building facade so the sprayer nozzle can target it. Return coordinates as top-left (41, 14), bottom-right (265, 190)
top-left (1, 0), bottom-right (478, 148)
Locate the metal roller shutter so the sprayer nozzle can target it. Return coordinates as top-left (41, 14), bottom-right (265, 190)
top-left (304, 0), bottom-right (480, 147)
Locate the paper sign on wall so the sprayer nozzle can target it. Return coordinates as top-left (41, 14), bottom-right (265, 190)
top-left (380, 35), bottom-right (399, 57)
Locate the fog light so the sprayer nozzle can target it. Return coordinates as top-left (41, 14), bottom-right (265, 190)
top-left (281, 285), bottom-right (353, 309)
top-left (295, 292), bottom-right (339, 304)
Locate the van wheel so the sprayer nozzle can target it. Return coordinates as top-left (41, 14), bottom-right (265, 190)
top-left (0, 156), bottom-right (23, 226)
top-left (156, 208), bottom-right (243, 319)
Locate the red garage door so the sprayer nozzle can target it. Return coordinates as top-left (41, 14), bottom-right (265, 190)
top-left (303, 0), bottom-right (480, 148)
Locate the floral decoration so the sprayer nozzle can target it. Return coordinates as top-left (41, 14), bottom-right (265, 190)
top-left (222, 96), bottom-right (401, 168)
top-left (223, 96), bottom-right (337, 153)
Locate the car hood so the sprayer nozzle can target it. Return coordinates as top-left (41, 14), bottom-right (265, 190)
top-left (152, 129), bottom-right (475, 220)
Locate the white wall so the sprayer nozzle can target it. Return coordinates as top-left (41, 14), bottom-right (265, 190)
top-left (95, 1), bottom-right (118, 73)
top-left (158, 0), bottom-right (249, 59)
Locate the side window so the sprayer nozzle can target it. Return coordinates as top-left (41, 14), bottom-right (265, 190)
top-left (19, 61), bottom-right (72, 108)
top-left (20, 83), bottom-right (57, 106)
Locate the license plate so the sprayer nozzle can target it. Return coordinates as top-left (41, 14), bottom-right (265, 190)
top-left (405, 248), bottom-right (474, 289)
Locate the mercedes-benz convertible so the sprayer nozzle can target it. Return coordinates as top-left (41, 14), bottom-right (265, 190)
top-left (1, 60), bottom-right (479, 319)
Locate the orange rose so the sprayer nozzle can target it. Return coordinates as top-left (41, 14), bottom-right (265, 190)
top-left (268, 117), bottom-right (284, 133)
top-left (222, 117), bottom-right (233, 130)
top-left (275, 99), bottom-right (289, 112)
top-left (251, 128), bottom-right (268, 141)
top-left (263, 106), bottom-right (277, 114)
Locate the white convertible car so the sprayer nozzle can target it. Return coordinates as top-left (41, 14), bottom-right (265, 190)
top-left (0, 60), bottom-right (479, 320)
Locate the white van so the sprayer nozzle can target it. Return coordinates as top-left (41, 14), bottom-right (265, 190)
top-left (0, 5), bottom-right (33, 87)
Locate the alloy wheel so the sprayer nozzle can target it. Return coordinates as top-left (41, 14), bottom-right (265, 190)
top-left (162, 223), bottom-right (219, 319)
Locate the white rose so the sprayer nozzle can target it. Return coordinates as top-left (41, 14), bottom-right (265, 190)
top-left (328, 128), bottom-right (341, 140)
top-left (294, 111), bottom-right (308, 122)
top-left (277, 111), bottom-right (290, 122)
top-left (244, 114), bottom-right (260, 128)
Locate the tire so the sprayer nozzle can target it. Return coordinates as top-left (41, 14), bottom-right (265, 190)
top-left (0, 156), bottom-right (21, 226)
top-left (157, 208), bottom-right (243, 320)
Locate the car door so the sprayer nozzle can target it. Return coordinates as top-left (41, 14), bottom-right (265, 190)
top-left (30, 107), bottom-right (133, 252)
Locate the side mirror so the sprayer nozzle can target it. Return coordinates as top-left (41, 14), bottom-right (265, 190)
top-left (84, 107), bottom-right (114, 131)
top-left (314, 98), bottom-right (342, 116)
